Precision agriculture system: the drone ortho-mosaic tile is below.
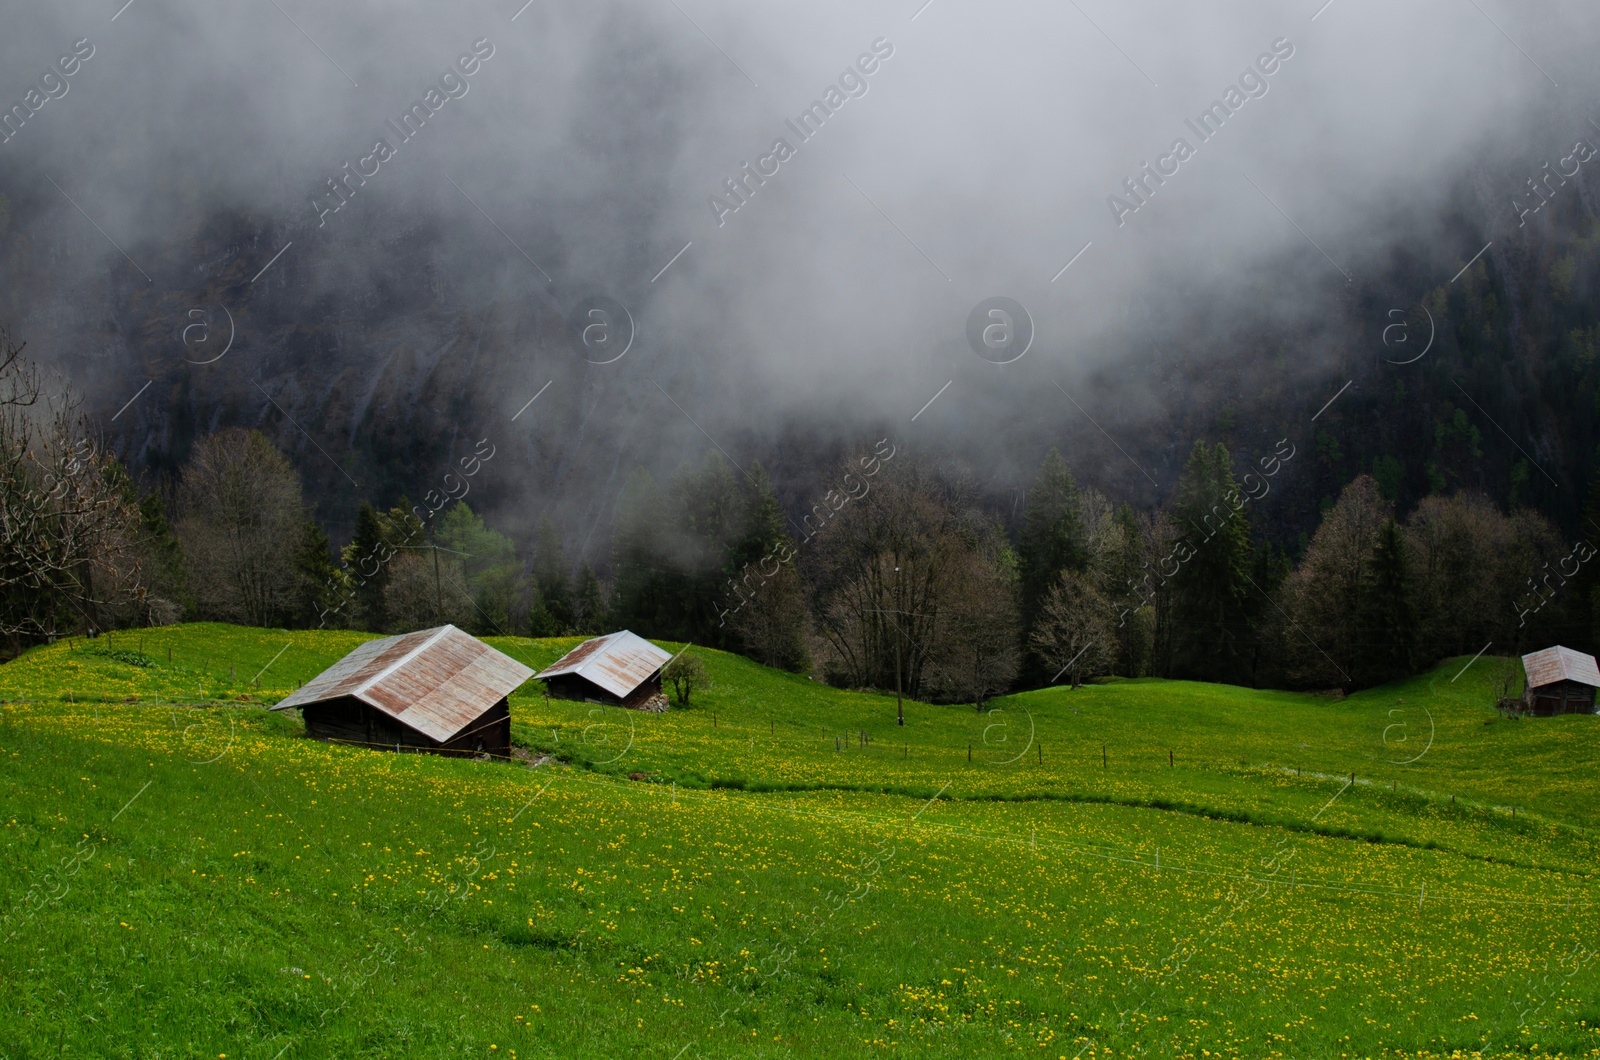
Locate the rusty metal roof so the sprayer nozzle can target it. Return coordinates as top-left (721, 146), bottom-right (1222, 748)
top-left (273, 625), bottom-right (534, 742)
top-left (536, 630), bottom-right (672, 700)
top-left (1521, 645), bottom-right (1600, 690)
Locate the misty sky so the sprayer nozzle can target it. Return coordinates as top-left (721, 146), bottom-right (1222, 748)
top-left (2, 0), bottom-right (1598, 538)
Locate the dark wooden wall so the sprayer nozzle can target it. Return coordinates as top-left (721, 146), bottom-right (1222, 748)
top-left (547, 674), bottom-right (621, 706)
top-left (301, 696), bottom-right (512, 760)
top-left (1524, 680), bottom-right (1597, 715)
top-left (622, 675), bottom-right (662, 708)
top-left (437, 698), bottom-right (512, 760)
top-left (547, 673), bottom-right (662, 708)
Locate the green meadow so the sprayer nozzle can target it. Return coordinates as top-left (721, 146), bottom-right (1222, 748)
top-left (2, 624), bottom-right (1598, 1058)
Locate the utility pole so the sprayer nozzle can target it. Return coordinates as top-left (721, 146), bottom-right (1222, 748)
top-left (894, 562), bottom-right (903, 727)
top-left (394, 543), bottom-right (472, 627)
top-left (867, 566), bottom-right (926, 728)
top-left (895, 606), bottom-right (904, 727)
top-left (432, 540), bottom-right (442, 623)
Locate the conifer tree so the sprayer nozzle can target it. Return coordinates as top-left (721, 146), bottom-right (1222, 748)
top-left (339, 500), bottom-right (423, 631)
top-left (1017, 449), bottom-right (1086, 673)
top-left (721, 460), bottom-right (807, 663)
top-left (293, 518), bottom-right (343, 629)
top-left (435, 502), bottom-right (522, 635)
top-left (1360, 517), bottom-right (1415, 684)
top-left (527, 590), bottom-right (561, 638)
top-left (610, 468), bottom-right (672, 633)
top-left (730, 461), bottom-right (790, 571)
top-left (1168, 441), bottom-right (1254, 683)
top-left (1576, 450), bottom-right (1600, 654)
top-left (136, 490), bottom-right (192, 623)
top-left (1104, 501), bottom-right (1151, 677)
top-left (533, 516), bottom-right (573, 632)
top-left (571, 562), bottom-right (607, 634)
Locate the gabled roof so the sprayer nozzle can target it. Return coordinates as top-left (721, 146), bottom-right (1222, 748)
top-left (535, 630), bottom-right (671, 699)
top-left (1521, 645), bottom-right (1600, 690)
top-left (272, 625), bottom-right (534, 742)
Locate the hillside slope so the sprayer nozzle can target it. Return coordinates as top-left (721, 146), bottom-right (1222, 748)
top-left (2, 626), bottom-right (1598, 1057)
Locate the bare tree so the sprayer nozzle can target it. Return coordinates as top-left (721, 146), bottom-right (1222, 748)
top-left (726, 562), bottom-right (810, 672)
top-left (384, 549), bottom-right (474, 631)
top-left (1405, 491), bottom-right (1566, 663)
top-left (0, 326), bottom-right (29, 394)
top-left (1286, 474), bottom-right (1390, 685)
top-left (1084, 496), bottom-right (1152, 677)
top-left (809, 463), bottom-right (1022, 709)
top-left (927, 549), bottom-right (1020, 708)
top-left (0, 333), bottom-right (148, 647)
top-left (809, 467), bottom-right (984, 701)
top-left (176, 429), bottom-right (303, 627)
top-left (1078, 487), bottom-right (1116, 574)
top-left (1029, 570), bottom-right (1114, 687)
top-left (1500, 507), bottom-right (1567, 650)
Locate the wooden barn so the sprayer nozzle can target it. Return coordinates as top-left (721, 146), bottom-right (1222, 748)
top-left (272, 625), bottom-right (533, 759)
top-left (1520, 645), bottom-right (1600, 716)
top-left (536, 630), bottom-right (671, 708)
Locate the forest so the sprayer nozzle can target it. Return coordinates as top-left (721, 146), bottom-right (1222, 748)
top-left (5, 318), bottom-right (1589, 702)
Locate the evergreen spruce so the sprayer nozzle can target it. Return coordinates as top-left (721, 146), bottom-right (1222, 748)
top-left (1169, 441), bottom-right (1254, 683)
top-left (1017, 449), bottom-right (1086, 677)
top-left (610, 468), bottom-right (672, 634)
top-left (1360, 518), bottom-right (1415, 684)
top-left (341, 502), bottom-right (391, 632)
top-left (292, 518), bottom-right (342, 629)
top-left (533, 517), bottom-right (573, 633)
top-left (136, 490), bottom-right (192, 620)
top-left (435, 502), bottom-right (522, 635)
top-left (571, 562), bottom-right (607, 634)
top-left (1105, 501), bottom-right (1150, 677)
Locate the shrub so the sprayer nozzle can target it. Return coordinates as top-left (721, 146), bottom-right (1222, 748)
top-left (663, 653), bottom-right (709, 705)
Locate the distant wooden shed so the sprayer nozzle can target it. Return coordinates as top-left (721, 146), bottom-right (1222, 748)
top-left (536, 630), bottom-right (671, 708)
top-left (1520, 645), bottom-right (1600, 716)
top-left (272, 625), bottom-right (533, 759)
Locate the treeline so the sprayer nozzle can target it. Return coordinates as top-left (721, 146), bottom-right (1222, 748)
top-left (1068, 442), bottom-right (1595, 692)
top-left (0, 334), bottom-right (177, 650)
top-left (5, 331), bottom-right (1593, 697)
top-left (159, 427), bottom-right (611, 640)
top-left (619, 438), bottom-right (1598, 699)
top-left (0, 331), bottom-right (610, 650)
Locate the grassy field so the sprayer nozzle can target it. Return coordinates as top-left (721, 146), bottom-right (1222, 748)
top-left (2, 624), bottom-right (1599, 1058)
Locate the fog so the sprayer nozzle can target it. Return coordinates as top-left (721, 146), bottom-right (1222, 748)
top-left (2, 0), bottom-right (1597, 542)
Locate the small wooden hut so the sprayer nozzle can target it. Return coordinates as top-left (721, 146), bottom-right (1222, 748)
top-left (536, 630), bottom-right (671, 708)
top-left (1520, 645), bottom-right (1600, 716)
top-left (272, 625), bottom-right (532, 758)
